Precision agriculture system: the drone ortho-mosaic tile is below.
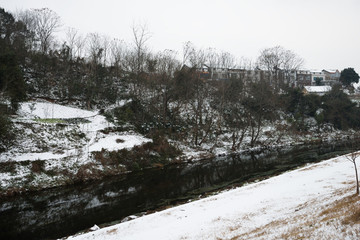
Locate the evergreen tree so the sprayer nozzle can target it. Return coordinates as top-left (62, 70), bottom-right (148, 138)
top-left (0, 8), bottom-right (28, 110)
top-left (339, 68), bottom-right (359, 87)
top-left (322, 85), bottom-right (360, 130)
top-left (0, 113), bottom-right (14, 152)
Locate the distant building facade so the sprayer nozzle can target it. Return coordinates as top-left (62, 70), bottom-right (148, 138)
top-left (295, 70), bottom-right (312, 88)
top-left (195, 65), bottom-right (340, 88)
top-left (323, 69), bottom-right (341, 86)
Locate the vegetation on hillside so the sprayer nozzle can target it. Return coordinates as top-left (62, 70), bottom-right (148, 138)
top-left (1, 7), bottom-right (360, 154)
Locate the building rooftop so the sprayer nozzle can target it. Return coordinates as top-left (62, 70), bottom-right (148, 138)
top-left (304, 86), bottom-right (332, 93)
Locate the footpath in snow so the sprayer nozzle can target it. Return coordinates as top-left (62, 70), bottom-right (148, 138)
top-left (68, 154), bottom-right (360, 240)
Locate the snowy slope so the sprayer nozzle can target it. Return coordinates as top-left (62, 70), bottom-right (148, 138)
top-left (68, 154), bottom-right (360, 240)
top-left (3, 101), bottom-right (151, 162)
top-left (18, 102), bottom-right (97, 119)
top-left (0, 101), bottom-right (151, 192)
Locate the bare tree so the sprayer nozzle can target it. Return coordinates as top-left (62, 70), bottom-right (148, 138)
top-left (23, 8), bottom-right (62, 53)
top-left (243, 79), bottom-right (277, 147)
top-left (153, 49), bottom-right (181, 121)
top-left (87, 32), bottom-right (103, 65)
top-left (218, 51), bottom-right (236, 69)
top-left (132, 22), bottom-right (151, 74)
top-left (257, 46), bottom-right (283, 73)
top-left (182, 41), bottom-right (194, 66)
top-left (84, 33), bottom-right (106, 108)
top-left (74, 32), bottom-right (86, 58)
top-left (124, 23), bottom-right (152, 96)
top-left (101, 35), bottom-right (111, 67)
top-left (189, 48), bottom-right (206, 68)
top-left (237, 57), bottom-right (254, 70)
top-left (65, 27), bottom-right (83, 59)
top-left (204, 47), bottom-right (218, 68)
top-left (137, 49), bottom-right (182, 126)
top-left (15, 9), bottom-right (37, 51)
top-left (156, 50), bottom-right (180, 78)
top-left (215, 76), bottom-right (247, 151)
top-left (189, 81), bottom-right (215, 147)
top-left (210, 51), bottom-right (236, 137)
top-left (65, 27), bottom-right (78, 59)
top-left (110, 38), bottom-right (126, 76)
top-left (345, 150), bottom-right (360, 195)
top-left (257, 45), bottom-right (303, 89)
top-left (282, 48), bottom-right (304, 72)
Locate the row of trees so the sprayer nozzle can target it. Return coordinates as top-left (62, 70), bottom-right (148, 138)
top-left (1, 7), bottom-right (308, 108)
top-left (114, 68), bottom-right (360, 149)
top-left (1, 7), bottom-right (360, 151)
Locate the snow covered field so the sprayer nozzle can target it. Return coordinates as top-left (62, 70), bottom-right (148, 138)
top-left (14, 101), bottom-right (151, 158)
top-left (68, 154), bottom-right (360, 240)
top-left (18, 102), bottom-right (97, 119)
top-left (0, 101), bottom-right (151, 192)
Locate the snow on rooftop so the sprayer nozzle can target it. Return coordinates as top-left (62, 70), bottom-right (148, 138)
top-left (323, 69), bottom-right (339, 73)
top-left (309, 69), bottom-right (323, 73)
top-left (304, 86), bottom-right (331, 93)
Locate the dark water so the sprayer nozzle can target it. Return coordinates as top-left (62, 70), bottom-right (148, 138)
top-left (0, 141), bottom-right (359, 240)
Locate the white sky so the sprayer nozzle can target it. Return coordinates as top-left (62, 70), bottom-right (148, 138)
top-left (1, 0), bottom-right (360, 73)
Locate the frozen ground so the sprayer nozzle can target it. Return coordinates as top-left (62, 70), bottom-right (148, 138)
top-left (18, 102), bottom-right (97, 119)
top-left (0, 100), bottom-right (151, 192)
top-left (67, 153), bottom-right (360, 240)
top-left (14, 101), bottom-right (151, 157)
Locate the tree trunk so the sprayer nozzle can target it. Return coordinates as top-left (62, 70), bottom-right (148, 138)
top-left (354, 161), bottom-right (359, 195)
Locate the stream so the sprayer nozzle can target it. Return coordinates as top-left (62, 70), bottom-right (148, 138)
top-left (0, 140), bottom-right (359, 239)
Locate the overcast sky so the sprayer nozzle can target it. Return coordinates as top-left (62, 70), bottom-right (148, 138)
top-left (1, 0), bottom-right (360, 72)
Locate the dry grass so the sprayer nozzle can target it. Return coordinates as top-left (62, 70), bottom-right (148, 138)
top-left (106, 228), bottom-right (117, 235)
top-left (230, 219), bottom-right (289, 240)
top-left (31, 160), bottom-right (45, 173)
top-left (299, 163), bottom-right (330, 172)
top-left (227, 184), bottom-right (360, 240)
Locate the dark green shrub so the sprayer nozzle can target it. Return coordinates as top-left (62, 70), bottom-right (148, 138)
top-left (0, 114), bottom-right (15, 152)
top-left (322, 86), bottom-right (360, 130)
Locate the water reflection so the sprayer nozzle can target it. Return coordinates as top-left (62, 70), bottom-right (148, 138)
top-left (0, 141), bottom-right (358, 239)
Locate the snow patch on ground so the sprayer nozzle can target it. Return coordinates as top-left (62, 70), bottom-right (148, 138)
top-left (18, 101), bottom-right (97, 119)
top-left (1, 152), bottom-right (67, 162)
top-left (89, 135), bottom-right (151, 152)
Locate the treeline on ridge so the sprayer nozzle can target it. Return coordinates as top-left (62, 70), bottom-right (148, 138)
top-left (1, 7), bottom-right (360, 152)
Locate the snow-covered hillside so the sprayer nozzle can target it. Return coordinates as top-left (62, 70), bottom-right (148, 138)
top-left (67, 153), bottom-right (360, 240)
top-left (0, 100), bottom-right (151, 194)
top-left (1, 99), bottom-right (358, 196)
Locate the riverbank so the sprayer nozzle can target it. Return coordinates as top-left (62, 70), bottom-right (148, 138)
top-left (2, 100), bottom-right (360, 198)
top-left (67, 152), bottom-right (360, 240)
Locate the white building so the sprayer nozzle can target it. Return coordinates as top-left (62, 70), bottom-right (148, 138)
top-left (310, 70), bottom-right (326, 85)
